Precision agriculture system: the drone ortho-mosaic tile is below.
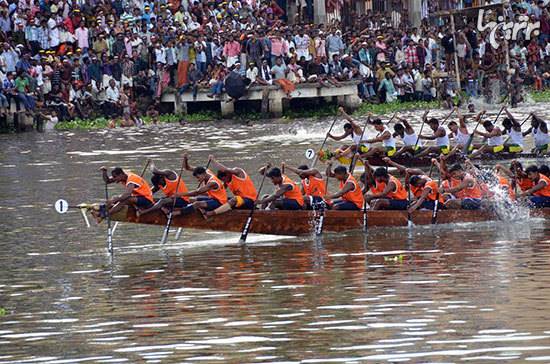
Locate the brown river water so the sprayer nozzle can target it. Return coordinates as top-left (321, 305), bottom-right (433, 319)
top-left (1, 104), bottom-right (550, 363)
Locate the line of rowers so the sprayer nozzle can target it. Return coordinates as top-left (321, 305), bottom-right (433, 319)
top-left (95, 151), bottom-right (550, 223)
top-left (320, 107), bottom-right (549, 162)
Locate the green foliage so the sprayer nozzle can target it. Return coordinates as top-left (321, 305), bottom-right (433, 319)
top-left (54, 117), bottom-right (110, 130)
top-left (530, 90), bottom-right (550, 103)
top-left (354, 100), bottom-right (439, 116)
top-left (283, 105), bottom-right (339, 119)
top-left (0, 307), bottom-right (6, 316)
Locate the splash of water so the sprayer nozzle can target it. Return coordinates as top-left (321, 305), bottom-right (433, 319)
top-left (474, 168), bottom-right (530, 222)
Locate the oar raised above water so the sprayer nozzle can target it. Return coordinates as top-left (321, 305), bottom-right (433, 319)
top-left (463, 98), bottom-right (508, 154)
top-left (349, 115), bottom-right (371, 174)
top-left (407, 110), bottom-right (429, 229)
top-left (239, 163), bottom-right (270, 244)
top-left (312, 115), bottom-right (338, 168)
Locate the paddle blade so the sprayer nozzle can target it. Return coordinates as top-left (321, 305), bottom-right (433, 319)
top-left (239, 216), bottom-right (253, 243)
top-left (431, 200), bottom-right (439, 224)
top-left (315, 213), bottom-right (324, 236)
top-left (407, 220), bottom-right (414, 229)
top-left (462, 135), bottom-right (474, 154)
top-left (160, 213), bottom-right (173, 244)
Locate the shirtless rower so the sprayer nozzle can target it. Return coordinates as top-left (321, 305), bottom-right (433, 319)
top-left (325, 164), bottom-right (364, 210)
top-left (364, 167), bottom-right (408, 210)
top-left (416, 116), bottom-right (450, 158)
top-left (518, 165), bottom-right (550, 208)
top-left (382, 157), bottom-right (440, 213)
top-left (469, 119), bottom-right (504, 158)
top-left (441, 164), bottom-right (483, 210)
top-left (94, 166), bottom-right (154, 222)
top-left (204, 155), bottom-right (258, 217)
top-left (392, 116), bottom-right (423, 158)
top-left (502, 108), bottom-right (525, 153)
top-left (283, 163), bottom-right (327, 209)
top-left (138, 161), bottom-right (190, 216)
top-left (172, 155), bottom-right (228, 216)
top-left (257, 167), bottom-right (304, 210)
top-left (325, 107), bottom-right (370, 159)
top-left (360, 118), bottom-right (397, 158)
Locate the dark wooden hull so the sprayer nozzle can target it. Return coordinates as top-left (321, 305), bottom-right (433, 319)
top-left (339, 153), bottom-right (545, 168)
top-left (111, 207), bottom-right (550, 236)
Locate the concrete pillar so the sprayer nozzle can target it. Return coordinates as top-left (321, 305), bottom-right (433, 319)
top-left (336, 95), bottom-right (345, 106)
top-left (270, 96), bottom-right (284, 117)
top-left (408, 0), bottom-right (422, 27)
top-left (344, 94), bottom-right (362, 109)
top-left (314, 0), bottom-right (326, 24)
top-left (288, 0), bottom-right (297, 24)
top-left (174, 94), bottom-right (182, 114)
top-left (356, 0), bottom-right (365, 16)
top-left (220, 100), bottom-right (234, 116)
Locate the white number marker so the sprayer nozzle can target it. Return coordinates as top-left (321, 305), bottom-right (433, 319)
top-left (305, 148), bottom-right (315, 160)
top-left (54, 199), bottom-right (69, 214)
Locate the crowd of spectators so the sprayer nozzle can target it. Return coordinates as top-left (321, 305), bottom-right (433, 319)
top-left (0, 0), bottom-right (548, 127)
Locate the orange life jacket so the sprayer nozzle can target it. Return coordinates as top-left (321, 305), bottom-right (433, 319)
top-left (452, 173), bottom-right (482, 199)
top-left (518, 177), bottom-right (534, 192)
top-left (411, 177), bottom-right (439, 201)
top-left (206, 173), bottom-right (228, 204)
top-left (534, 174), bottom-right (550, 197)
top-left (386, 175), bottom-right (408, 200)
top-left (126, 172), bottom-right (154, 202)
top-left (282, 175), bottom-right (304, 206)
top-left (498, 175), bottom-right (515, 200)
top-left (340, 174), bottom-right (365, 208)
top-left (159, 174), bottom-right (189, 201)
top-left (227, 171), bottom-right (257, 200)
top-left (302, 176), bottom-right (326, 197)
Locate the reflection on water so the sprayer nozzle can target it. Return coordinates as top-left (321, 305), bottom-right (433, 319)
top-left (0, 104), bottom-right (550, 363)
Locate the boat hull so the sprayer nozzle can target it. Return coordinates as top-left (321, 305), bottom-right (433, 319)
top-left (338, 153), bottom-right (544, 168)
top-left (110, 207), bottom-right (550, 236)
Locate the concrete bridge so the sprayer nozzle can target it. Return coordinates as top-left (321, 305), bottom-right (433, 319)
top-left (161, 80), bottom-right (362, 117)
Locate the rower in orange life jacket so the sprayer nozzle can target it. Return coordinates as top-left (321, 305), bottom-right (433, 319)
top-left (364, 167), bottom-right (408, 210)
top-left (519, 165), bottom-right (550, 208)
top-left (257, 167), bottom-right (304, 210)
top-left (325, 164), bottom-right (364, 210)
top-left (138, 162), bottom-right (190, 216)
top-left (442, 164), bottom-right (483, 210)
top-left (173, 154), bottom-right (229, 216)
top-left (408, 175), bottom-right (442, 213)
top-left (93, 166), bottom-right (154, 223)
top-left (283, 163), bottom-right (327, 209)
top-left (204, 156), bottom-right (258, 217)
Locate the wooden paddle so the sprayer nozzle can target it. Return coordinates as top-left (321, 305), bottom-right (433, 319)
top-left (385, 112), bottom-right (398, 125)
top-left (463, 99), bottom-right (507, 154)
top-left (440, 108), bottom-right (456, 127)
top-left (104, 159), bottom-right (150, 254)
top-left (239, 164), bottom-right (270, 244)
top-left (431, 161), bottom-right (441, 224)
top-left (349, 116), bottom-right (371, 174)
top-left (105, 182), bottom-right (113, 254)
top-left (312, 115), bottom-right (338, 168)
top-left (406, 111), bottom-right (428, 229)
top-left (160, 157), bottom-right (187, 245)
top-left (315, 172), bottom-right (330, 236)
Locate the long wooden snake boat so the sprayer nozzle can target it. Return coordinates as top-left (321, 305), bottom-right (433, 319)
top-left (338, 152), bottom-right (546, 168)
top-left (107, 206), bottom-right (550, 236)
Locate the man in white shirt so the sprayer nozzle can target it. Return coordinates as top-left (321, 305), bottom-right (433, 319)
top-left (104, 79), bottom-right (120, 117)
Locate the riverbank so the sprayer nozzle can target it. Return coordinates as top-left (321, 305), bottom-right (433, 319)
top-left (50, 89), bottom-right (550, 131)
